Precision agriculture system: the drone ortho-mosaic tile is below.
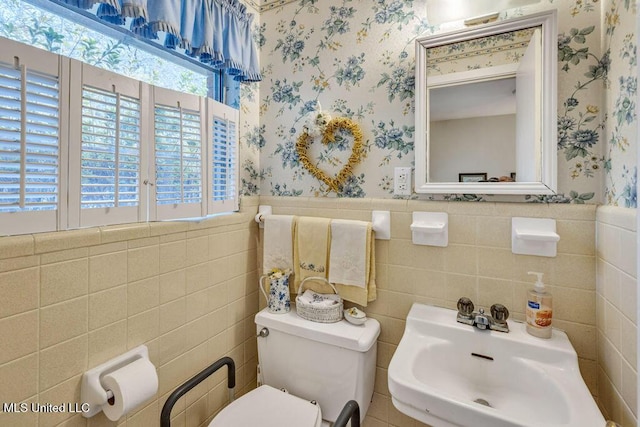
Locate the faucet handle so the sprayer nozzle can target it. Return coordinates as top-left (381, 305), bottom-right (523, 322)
top-left (457, 297), bottom-right (474, 317)
top-left (490, 304), bottom-right (509, 322)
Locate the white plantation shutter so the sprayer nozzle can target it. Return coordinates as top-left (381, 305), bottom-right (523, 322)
top-left (68, 61), bottom-right (148, 228)
top-left (152, 87), bottom-right (205, 220)
top-left (0, 37), bottom-right (240, 236)
top-left (0, 39), bottom-right (66, 235)
top-left (208, 99), bottom-right (239, 213)
top-left (81, 88), bottom-right (140, 207)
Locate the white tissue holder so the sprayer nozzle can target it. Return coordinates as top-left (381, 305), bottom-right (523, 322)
top-left (512, 217), bottom-right (560, 257)
top-left (80, 345), bottom-right (150, 418)
top-left (411, 212), bottom-right (448, 247)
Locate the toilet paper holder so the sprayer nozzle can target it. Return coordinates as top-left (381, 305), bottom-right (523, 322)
top-left (80, 345), bottom-right (150, 418)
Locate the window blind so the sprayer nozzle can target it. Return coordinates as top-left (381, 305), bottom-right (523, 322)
top-left (67, 60), bottom-right (146, 229)
top-left (81, 86), bottom-right (141, 209)
top-left (212, 116), bottom-right (235, 201)
top-left (0, 45), bottom-right (62, 236)
top-left (0, 63), bottom-right (59, 213)
top-left (155, 105), bottom-right (202, 204)
top-left (153, 89), bottom-right (205, 220)
top-left (208, 100), bottom-right (239, 214)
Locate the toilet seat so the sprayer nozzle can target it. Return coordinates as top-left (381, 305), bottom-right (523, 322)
top-left (209, 385), bottom-right (322, 427)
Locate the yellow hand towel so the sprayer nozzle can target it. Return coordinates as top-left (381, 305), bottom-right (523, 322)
top-left (292, 216), bottom-right (377, 306)
top-left (293, 216), bottom-right (333, 295)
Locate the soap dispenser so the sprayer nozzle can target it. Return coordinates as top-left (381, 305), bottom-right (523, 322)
top-left (525, 271), bottom-right (553, 339)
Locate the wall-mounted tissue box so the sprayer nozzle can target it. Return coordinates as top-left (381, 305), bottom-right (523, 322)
top-left (411, 212), bottom-right (448, 247)
top-left (512, 217), bottom-right (560, 257)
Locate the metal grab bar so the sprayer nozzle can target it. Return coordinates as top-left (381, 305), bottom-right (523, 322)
top-left (160, 356), bottom-right (235, 427)
top-left (334, 400), bottom-right (360, 427)
top-left (161, 356), bottom-right (359, 427)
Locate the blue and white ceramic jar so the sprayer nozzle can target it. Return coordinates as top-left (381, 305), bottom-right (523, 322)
top-left (260, 269), bottom-right (291, 314)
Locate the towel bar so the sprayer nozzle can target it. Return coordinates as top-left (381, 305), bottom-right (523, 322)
top-left (255, 206), bottom-right (391, 240)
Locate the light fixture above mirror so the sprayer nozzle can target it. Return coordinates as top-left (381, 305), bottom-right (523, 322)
top-left (426, 0), bottom-right (542, 26)
top-left (414, 10), bottom-right (557, 195)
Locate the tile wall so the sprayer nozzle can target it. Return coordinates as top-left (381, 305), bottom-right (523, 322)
top-left (2, 196), bottom-right (634, 427)
top-left (0, 197), bottom-right (260, 427)
top-left (259, 196), bottom-right (599, 427)
top-left (596, 206), bottom-right (638, 426)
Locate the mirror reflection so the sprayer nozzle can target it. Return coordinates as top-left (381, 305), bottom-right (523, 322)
top-left (427, 26), bottom-right (541, 183)
top-left (429, 77), bottom-right (517, 182)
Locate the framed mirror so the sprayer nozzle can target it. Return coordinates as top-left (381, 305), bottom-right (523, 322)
top-left (414, 10), bottom-right (557, 195)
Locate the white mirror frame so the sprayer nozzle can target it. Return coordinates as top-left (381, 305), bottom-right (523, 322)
top-left (414, 10), bottom-right (557, 195)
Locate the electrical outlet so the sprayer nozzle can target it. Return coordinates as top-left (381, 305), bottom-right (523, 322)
top-left (394, 167), bottom-right (412, 196)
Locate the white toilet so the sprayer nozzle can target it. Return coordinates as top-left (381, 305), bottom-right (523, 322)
top-left (210, 307), bottom-right (380, 426)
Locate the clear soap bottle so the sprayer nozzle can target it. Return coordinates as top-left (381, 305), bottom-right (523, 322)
top-left (525, 271), bottom-right (552, 339)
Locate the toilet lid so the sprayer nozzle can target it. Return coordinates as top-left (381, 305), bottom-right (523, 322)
top-left (209, 385), bottom-right (322, 427)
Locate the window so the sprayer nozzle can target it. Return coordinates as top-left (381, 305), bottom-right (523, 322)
top-left (0, 0), bottom-right (216, 99)
top-left (0, 1), bottom-right (241, 236)
top-left (1, 38), bottom-right (239, 236)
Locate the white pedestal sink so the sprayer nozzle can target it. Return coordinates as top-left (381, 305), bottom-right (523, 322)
top-left (388, 303), bottom-right (605, 427)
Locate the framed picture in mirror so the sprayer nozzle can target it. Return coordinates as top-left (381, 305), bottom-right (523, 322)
top-left (459, 173), bottom-right (487, 182)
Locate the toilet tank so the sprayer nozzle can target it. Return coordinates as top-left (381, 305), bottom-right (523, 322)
top-left (255, 308), bottom-right (380, 423)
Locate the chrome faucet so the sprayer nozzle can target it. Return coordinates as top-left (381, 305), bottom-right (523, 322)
top-left (474, 308), bottom-right (490, 330)
top-left (456, 297), bottom-right (509, 333)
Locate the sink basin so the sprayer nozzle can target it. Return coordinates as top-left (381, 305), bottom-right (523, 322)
top-left (388, 303), bottom-right (605, 427)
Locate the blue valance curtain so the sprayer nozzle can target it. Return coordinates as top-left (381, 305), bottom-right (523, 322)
top-left (56, 0), bottom-right (261, 82)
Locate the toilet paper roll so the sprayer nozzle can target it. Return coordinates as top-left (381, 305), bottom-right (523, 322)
top-left (101, 358), bottom-right (158, 421)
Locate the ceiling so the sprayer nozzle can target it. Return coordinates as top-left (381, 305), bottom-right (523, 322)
top-left (429, 77), bottom-right (517, 121)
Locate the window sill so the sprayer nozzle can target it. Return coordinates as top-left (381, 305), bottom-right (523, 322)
top-left (0, 210), bottom-right (258, 260)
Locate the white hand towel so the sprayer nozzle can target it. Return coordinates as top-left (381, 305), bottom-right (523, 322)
top-left (299, 289), bottom-right (340, 306)
top-left (263, 215), bottom-right (295, 274)
top-left (328, 219), bottom-right (369, 288)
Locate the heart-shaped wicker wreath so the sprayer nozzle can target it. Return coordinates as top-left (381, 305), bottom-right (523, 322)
top-left (295, 117), bottom-right (365, 193)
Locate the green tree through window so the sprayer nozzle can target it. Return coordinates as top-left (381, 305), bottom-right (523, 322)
top-left (0, 0), bottom-right (210, 97)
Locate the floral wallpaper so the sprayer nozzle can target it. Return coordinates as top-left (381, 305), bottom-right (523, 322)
top-left (427, 27), bottom-right (535, 75)
top-left (602, 0), bottom-right (637, 207)
top-left (238, 7), bottom-right (262, 199)
top-left (237, 0), bottom-right (637, 206)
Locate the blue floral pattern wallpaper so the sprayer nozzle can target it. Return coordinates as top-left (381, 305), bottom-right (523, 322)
top-left (602, 0), bottom-right (637, 207)
top-left (427, 28), bottom-right (535, 75)
top-left (238, 0), bottom-right (637, 206)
